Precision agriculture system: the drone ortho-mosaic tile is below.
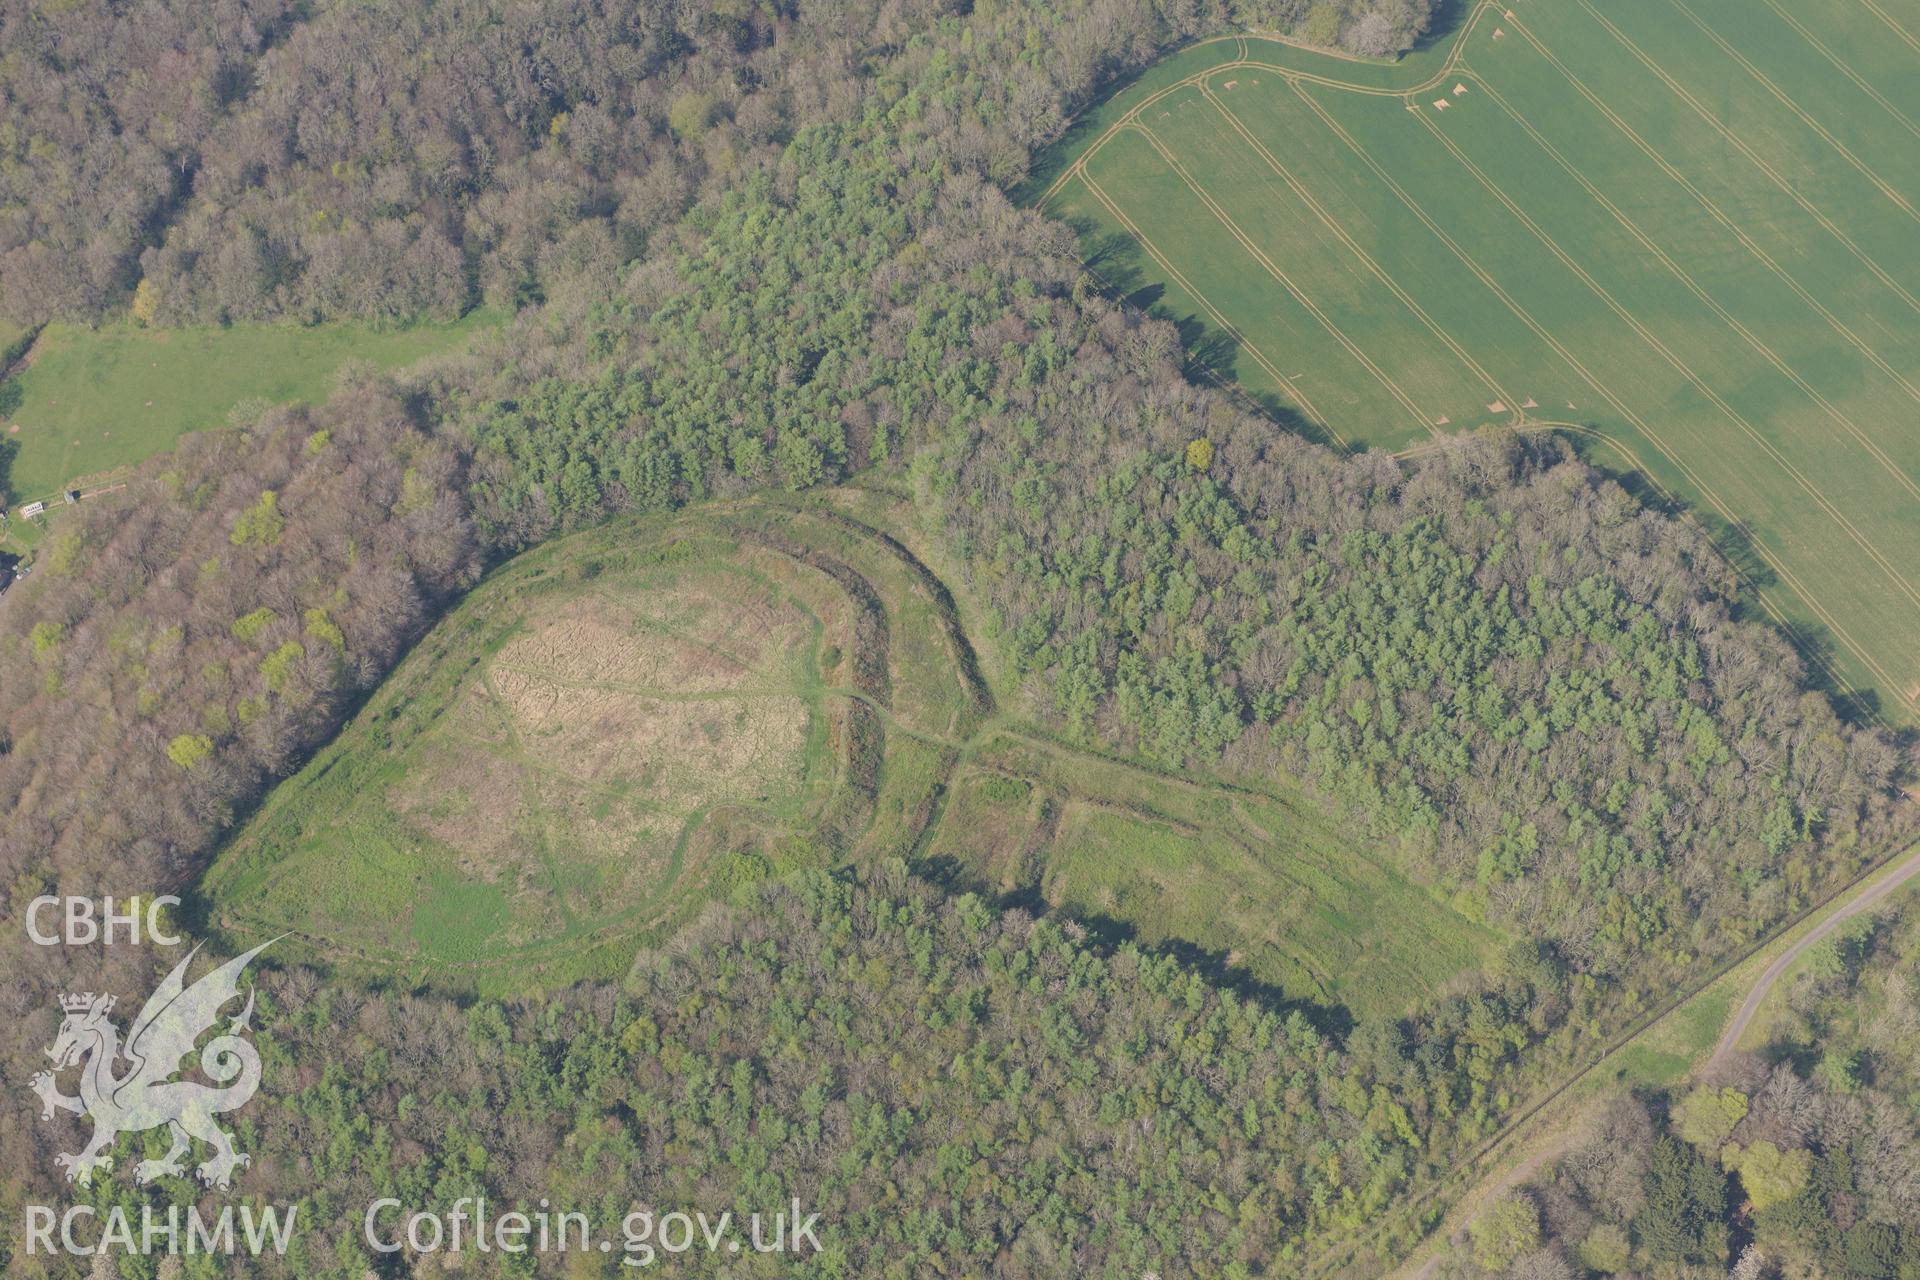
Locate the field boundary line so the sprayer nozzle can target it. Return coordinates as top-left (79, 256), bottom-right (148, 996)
top-left (1749, 0), bottom-right (1920, 141)
top-left (1288, 81), bottom-right (1891, 718)
top-left (1397, 421), bottom-right (1892, 730)
top-left (1412, 108), bottom-right (1914, 708)
top-left (1041, 80), bottom-right (1205, 208)
top-left (1857, 0), bottom-right (1920, 55)
top-left (1071, 169), bottom-right (1346, 445)
top-left (1077, 256), bottom-right (1330, 444)
top-left (1047, 21), bottom-right (1917, 717)
top-left (1075, 169), bottom-right (1342, 438)
top-left (1501, 13), bottom-right (1920, 436)
top-left (1664, 0), bottom-right (1920, 218)
top-left (1127, 119), bottom-right (1439, 435)
top-left (1036, 0), bottom-right (1494, 208)
top-left (1467, 66), bottom-right (1920, 507)
top-left (1406, 96), bottom-right (1916, 711)
top-left (1567, 0), bottom-right (1920, 320)
top-left (1199, 81), bottom-right (1517, 422)
top-left (1409, 419), bottom-right (1892, 722)
top-left (1414, 88), bottom-right (1920, 646)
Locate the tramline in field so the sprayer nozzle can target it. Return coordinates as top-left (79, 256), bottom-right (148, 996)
top-left (1036, 0), bottom-right (1920, 725)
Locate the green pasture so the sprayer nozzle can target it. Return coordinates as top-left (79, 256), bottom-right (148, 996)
top-left (1038, 0), bottom-right (1920, 723)
top-left (202, 513), bottom-right (852, 993)
top-left (925, 731), bottom-right (1506, 1020)
top-left (0, 312), bottom-right (498, 507)
top-left (199, 499), bottom-right (987, 994)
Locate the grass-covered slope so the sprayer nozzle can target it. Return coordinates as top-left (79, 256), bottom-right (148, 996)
top-left (923, 731), bottom-right (1504, 1019)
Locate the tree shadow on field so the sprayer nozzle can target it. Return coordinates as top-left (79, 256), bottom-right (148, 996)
top-left (0, 436), bottom-right (17, 509)
top-left (1073, 910), bottom-right (1358, 1041)
top-left (1556, 424), bottom-right (1781, 584)
top-left (1126, 281), bottom-right (1167, 313)
top-left (917, 850), bottom-right (1356, 1040)
top-left (1184, 317), bottom-right (1236, 377)
top-left (1557, 425), bottom-right (1890, 732)
top-left (1671, 515), bottom-right (1887, 727)
top-left (1073, 219), bottom-right (1343, 449)
top-left (1411, 0), bottom-right (1472, 52)
top-left (1019, 123), bottom-right (1106, 209)
top-left (1692, 512), bottom-right (1779, 596)
top-left (1780, 619), bottom-right (1887, 729)
top-left (1559, 431), bottom-right (1679, 520)
top-left (1080, 222), bottom-right (1152, 299)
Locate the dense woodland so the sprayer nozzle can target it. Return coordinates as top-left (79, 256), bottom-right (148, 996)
top-left (0, 868), bottom-right (1564, 1276)
top-left (0, 0), bottom-right (1905, 1275)
top-left (0, 0), bottom-right (1434, 326)
top-left (0, 388), bottom-right (476, 891)
top-left (937, 363), bottom-right (1902, 978)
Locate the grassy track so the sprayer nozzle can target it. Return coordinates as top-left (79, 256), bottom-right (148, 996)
top-left (1037, 1), bottom-right (1920, 722)
top-left (0, 312), bottom-right (498, 507)
top-left (1383, 845), bottom-right (1920, 1278)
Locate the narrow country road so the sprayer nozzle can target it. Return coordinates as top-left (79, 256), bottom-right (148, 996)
top-left (1395, 836), bottom-right (1920, 1279)
top-left (1705, 837), bottom-right (1920, 1073)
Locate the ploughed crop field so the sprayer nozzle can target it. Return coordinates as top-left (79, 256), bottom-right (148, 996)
top-left (1036, 0), bottom-right (1920, 725)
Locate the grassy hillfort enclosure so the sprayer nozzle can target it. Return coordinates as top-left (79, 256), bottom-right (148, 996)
top-left (204, 499), bottom-right (952, 992)
top-left (202, 491), bottom-right (1500, 1007)
top-left (1035, 0), bottom-right (1920, 726)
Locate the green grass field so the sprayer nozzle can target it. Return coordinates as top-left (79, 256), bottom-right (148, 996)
top-left (1034, 0), bottom-right (1920, 724)
top-left (205, 510), bottom-right (845, 991)
top-left (0, 312), bottom-right (497, 507)
top-left (200, 499), bottom-right (982, 994)
top-left (923, 731), bottom-right (1505, 1019)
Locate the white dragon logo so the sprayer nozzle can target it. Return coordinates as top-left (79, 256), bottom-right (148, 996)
top-left (27, 940), bottom-right (273, 1190)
